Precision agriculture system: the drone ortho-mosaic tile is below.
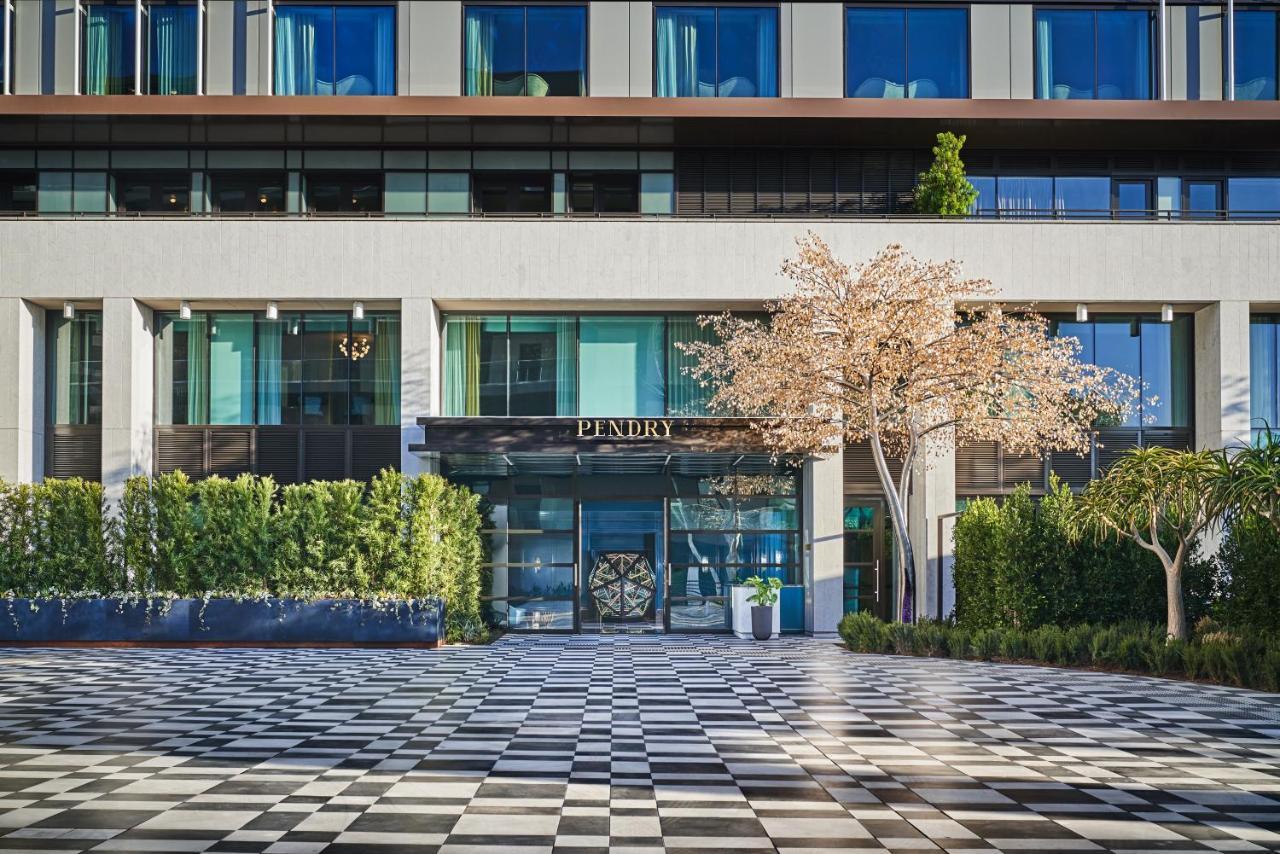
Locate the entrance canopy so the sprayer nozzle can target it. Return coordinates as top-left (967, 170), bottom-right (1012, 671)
top-left (441, 451), bottom-right (790, 478)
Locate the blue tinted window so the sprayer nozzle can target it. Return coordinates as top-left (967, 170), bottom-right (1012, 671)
top-left (655, 6), bottom-right (777, 97)
top-left (1054, 177), bottom-right (1109, 217)
top-left (1115, 180), bottom-right (1150, 217)
top-left (275, 5), bottom-right (395, 95)
top-left (1252, 317), bottom-right (1279, 436)
top-left (146, 5), bottom-right (198, 95)
top-left (1185, 180), bottom-right (1221, 217)
top-left (466, 5), bottom-right (586, 96)
top-left (1035, 9), bottom-right (1152, 99)
top-left (1229, 177), bottom-right (1280, 218)
top-left (846, 8), bottom-right (968, 98)
top-left (1234, 11), bottom-right (1277, 100)
top-left (996, 176), bottom-right (1053, 216)
top-left (968, 175), bottom-right (995, 215)
top-left (83, 4), bottom-right (137, 95)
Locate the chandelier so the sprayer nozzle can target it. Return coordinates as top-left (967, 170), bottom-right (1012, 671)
top-left (339, 335), bottom-right (371, 361)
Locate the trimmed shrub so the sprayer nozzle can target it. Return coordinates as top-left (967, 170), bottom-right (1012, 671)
top-left (194, 475), bottom-right (274, 593)
top-left (32, 479), bottom-right (113, 593)
top-left (838, 611), bottom-right (891, 653)
top-left (1216, 513), bottom-right (1280, 635)
top-left (152, 471), bottom-right (198, 595)
top-left (971, 629), bottom-right (1001, 661)
top-left (271, 480), bottom-right (368, 595)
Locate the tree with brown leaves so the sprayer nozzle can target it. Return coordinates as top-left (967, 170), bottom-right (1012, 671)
top-left (681, 235), bottom-right (1138, 621)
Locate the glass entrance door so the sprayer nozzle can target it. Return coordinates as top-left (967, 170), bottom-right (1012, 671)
top-left (843, 499), bottom-right (894, 621)
top-left (579, 500), bottom-right (665, 632)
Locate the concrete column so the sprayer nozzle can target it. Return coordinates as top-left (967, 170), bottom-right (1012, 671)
top-left (100, 299), bottom-right (153, 506)
top-left (804, 448), bottom-right (843, 636)
top-left (1195, 301), bottom-right (1252, 452)
top-left (588, 0), bottom-right (630, 96)
top-left (790, 1), bottom-right (842, 98)
top-left (908, 437), bottom-right (956, 622)
top-left (399, 297), bottom-right (438, 477)
top-left (0, 299), bottom-right (45, 483)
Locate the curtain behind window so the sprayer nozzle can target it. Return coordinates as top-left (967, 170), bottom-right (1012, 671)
top-left (445, 317), bottom-right (483, 416)
top-left (185, 315), bottom-right (210, 424)
top-left (666, 316), bottom-right (719, 416)
top-left (655, 11), bottom-right (704, 97)
top-left (465, 9), bottom-right (497, 96)
top-left (148, 4), bottom-right (196, 94)
top-left (374, 315), bottom-right (400, 425)
top-left (84, 5), bottom-right (135, 94)
top-left (256, 319), bottom-right (284, 425)
top-left (751, 11), bottom-right (777, 98)
top-left (1251, 321), bottom-right (1278, 433)
top-left (275, 7), bottom-right (323, 95)
top-left (373, 8), bottom-right (395, 95)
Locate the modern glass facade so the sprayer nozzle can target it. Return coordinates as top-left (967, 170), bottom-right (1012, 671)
top-left (1252, 316), bottom-right (1280, 440)
top-left (145, 4), bottom-right (198, 95)
top-left (155, 310), bottom-right (400, 426)
top-left (1235, 10), bottom-right (1278, 101)
top-left (442, 313), bottom-right (728, 418)
top-left (845, 7), bottom-right (969, 99)
top-left (275, 4), bottom-right (396, 96)
top-left (46, 312), bottom-right (104, 426)
top-left (83, 3), bottom-right (137, 95)
top-left (1034, 8), bottom-right (1153, 100)
top-left (655, 5), bottom-right (778, 97)
top-left (1050, 314), bottom-right (1193, 428)
top-left (464, 5), bottom-right (587, 96)
top-left (456, 466), bottom-right (801, 632)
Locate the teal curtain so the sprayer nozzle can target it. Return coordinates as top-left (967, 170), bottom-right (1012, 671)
top-left (579, 317), bottom-right (664, 417)
top-left (374, 9), bottom-right (395, 95)
top-left (148, 4), bottom-right (197, 95)
top-left (666, 316), bottom-right (719, 416)
top-left (274, 7), bottom-right (322, 95)
top-left (48, 314), bottom-right (102, 425)
top-left (84, 4), bottom-right (136, 95)
top-left (374, 315), bottom-right (401, 426)
top-left (554, 317), bottom-right (575, 416)
top-left (464, 9), bottom-right (496, 95)
top-left (655, 11), bottom-right (702, 97)
top-left (444, 316), bottom-right (481, 416)
top-left (1034, 16), bottom-right (1052, 99)
top-left (185, 315), bottom-right (210, 425)
top-left (256, 319), bottom-right (284, 425)
top-left (208, 314), bottom-right (254, 425)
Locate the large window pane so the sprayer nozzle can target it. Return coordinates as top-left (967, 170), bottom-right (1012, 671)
top-left (47, 313), bottom-right (103, 426)
top-left (655, 6), bottom-right (775, 97)
top-left (509, 316), bottom-right (576, 416)
top-left (113, 171), bottom-right (191, 212)
top-left (1035, 10), bottom-right (1094, 99)
top-left (668, 532), bottom-right (797, 565)
top-left (304, 172), bottom-right (382, 212)
top-left (84, 4), bottom-right (136, 95)
top-left (655, 7), bottom-right (715, 96)
top-left (274, 6), bottom-right (334, 95)
top-left (349, 312), bottom-right (400, 426)
top-left (300, 314), bottom-right (349, 424)
top-left (717, 7), bottom-right (777, 97)
top-left (1093, 318), bottom-right (1142, 427)
top-left (0, 173), bottom-right (38, 213)
top-left (997, 176), bottom-right (1053, 216)
top-left (906, 8), bottom-right (968, 98)
top-left (1234, 10), bottom-right (1277, 100)
top-left (527, 6), bottom-right (587, 96)
top-left (845, 9), bottom-right (905, 98)
top-left (146, 4), bottom-right (197, 95)
top-left (464, 6), bottom-right (525, 95)
top-left (1228, 177), bottom-right (1280, 218)
top-left (472, 172), bottom-right (552, 213)
top-left (579, 316), bottom-right (664, 417)
top-left (444, 315), bottom-right (508, 416)
top-left (156, 312), bottom-right (253, 425)
top-left (1097, 11), bottom-right (1152, 99)
top-left (667, 314), bottom-right (720, 416)
top-left (207, 313), bottom-right (254, 425)
top-left (1054, 177), bottom-right (1110, 217)
top-left (256, 314), bottom-right (301, 425)
top-left (1252, 318), bottom-right (1279, 434)
top-left (210, 172), bottom-right (286, 213)
top-left (275, 5), bottom-right (393, 95)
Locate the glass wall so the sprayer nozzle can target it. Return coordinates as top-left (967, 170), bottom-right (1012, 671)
top-left (655, 5), bottom-right (778, 97)
top-left (145, 3), bottom-right (198, 94)
top-left (83, 3), bottom-right (137, 94)
top-left (443, 313), bottom-right (736, 418)
top-left (464, 4), bottom-right (587, 96)
top-left (1034, 9), bottom-right (1153, 99)
top-left (156, 310), bottom-right (400, 426)
top-left (275, 4), bottom-right (395, 95)
top-left (1050, 314), bottom-right (1193, 428)
top-left (47, 312), bottom-right (104, 426)
top-left (1252, 316), bottom-right (1280, 440)
top-left (1234, 10), bottom-right (1278, 100)
top-left (845, 7), bottom-right (968, 99)
top-left (1228, 178), bottom-right (1280, 218)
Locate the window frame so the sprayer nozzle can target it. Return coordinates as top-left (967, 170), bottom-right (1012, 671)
top-left (1031, 5), bottom-right (1156, 101)
top-left (460, 1), bottom-right (590, 97)
top-left (1228, 8), bottom-right (1279, 101)
top-left (842, 4), bottom-right (972, 99)
top-left (272, 1), bottom-right (398, 96)
top-left (651, 2), bottom-right (782, 98)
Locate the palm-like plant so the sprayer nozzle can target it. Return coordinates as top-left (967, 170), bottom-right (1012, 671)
top-left (1219, 427), bottom-right (1280, 536)
top-left (1076, 446), bottom-right (1230, 640)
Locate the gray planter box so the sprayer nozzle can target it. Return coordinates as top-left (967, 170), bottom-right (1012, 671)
top-left (0, 597), bottom-right (446, 646)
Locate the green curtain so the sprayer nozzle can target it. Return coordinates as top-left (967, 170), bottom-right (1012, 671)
top-left (84, 5), bottom-right (135, 95)
top-left (666, 316), bottom-right (719, 416)
top-left (148, 4), bottom-right (197, 95)
top-left (186, 315), bottom-right (210, 425)
top-left (1170, 316), bottom-right (1192, 428)
top-left (255, 319), bottom-right (284, 425)
top-left (464, 10), bottom-right (496, 96)
top-left (445, 317), bottom-right (482, 416)
top-left (374, 316), bottom-right (401, 426)
top-left (554, 317), bottom-right (576, 416)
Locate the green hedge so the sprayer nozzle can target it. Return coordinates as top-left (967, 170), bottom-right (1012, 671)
top-left (838, 611), bottom-right (1280, 692)
top-left (953, 479), bottom-right (1216, 631)
top-left (1216, 514), bottom-right (1280, 635)
top-left (0, 470), bottom-right (485, 641)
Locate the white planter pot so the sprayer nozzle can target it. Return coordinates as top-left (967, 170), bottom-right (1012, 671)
top-left (730, 585), bottom-right (779, 640)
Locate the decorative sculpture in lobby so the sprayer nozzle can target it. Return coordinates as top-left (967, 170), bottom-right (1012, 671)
top-left (588, 552), bottom-right (656, 619)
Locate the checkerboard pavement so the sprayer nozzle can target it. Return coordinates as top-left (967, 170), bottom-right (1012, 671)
top-left (0, 634), bottom-right (1278, 853)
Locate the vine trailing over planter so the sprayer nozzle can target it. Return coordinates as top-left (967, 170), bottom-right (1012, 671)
top-left (0, 469), bottom-right (486, 642)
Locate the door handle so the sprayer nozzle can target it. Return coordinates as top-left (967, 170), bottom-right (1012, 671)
top-left (873, 560), bottom-right (880, 603)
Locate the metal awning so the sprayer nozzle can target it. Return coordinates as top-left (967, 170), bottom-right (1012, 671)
top-left (441, 452), bottom-right (795, 478)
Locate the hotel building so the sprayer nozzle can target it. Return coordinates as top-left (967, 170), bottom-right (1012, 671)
top-left (0, 0), bottom-right (1275, 633)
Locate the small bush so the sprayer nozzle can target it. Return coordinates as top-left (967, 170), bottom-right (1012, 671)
top-left (839, 611), bottom-right (892, 653)
top-left (971, 629), bottom-right (1002, 661)
top-left (946, 627), bottom-right (970, 659)
top-left (1143, 639), bottom-right (1185, 677)
top-left (890, 622), bottom-right (918, 655)
top-left (915, 620), bottom-right (947, 657)
top-left (999, 629), bottom-right (1028, 660)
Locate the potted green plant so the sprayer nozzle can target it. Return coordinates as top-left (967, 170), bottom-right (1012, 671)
top-left (742, 576), bottom-right (783, 641)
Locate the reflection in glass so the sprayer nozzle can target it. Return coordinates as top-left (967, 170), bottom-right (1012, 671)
top-left (304, 172), bottom-right (382, 212)
top-left (155, 312), bottom-right (253, 425)
top-left (210, 173), bottom-right (287, 213)
top-left (113, 172), bottom-right (191, 212)
top-left (655, 6), bottom-right (777, 97)
top-left (299, 314), bottom-right (349, 424)
top-left (47, 313), bottom-right (103, 426)
top-left (1186, 180), bottom-right (1222, 218)
top-left (146, 4), bottom-right (197, 94)
top-left (1115, 181), bottom-right (1151, 217)
top-left (509, 316), bottom-right (576, 415)
top-left (667, 315), bottom-right (720, 416)
top-left (1054, 177), bottom-right (1109, 217)
top-left (1035, 9), bottom-right (1151, 99)
top-left (527, 5), bottom-right (588, 95)
top-left (845, 7), bottom-right (968, 98)
top-left (348, 312), bottom-right (400, 426)
top-left (443, 315), bottom-right (508, 416)
top-left (84, 3), bottom-right (136, 94)
top-left (275, 5), bottom-right (395, 95)
top-left (465, 5), bottom-right (586, 96)
top-left (1234, 10), bottom-right (1277, 100)
top-left (579, 316), bottom-right (665, 417)
top-left (1228, 178), bottom-right (1280, 218)
top-left (1251, 317), bottom-right (1279, 438)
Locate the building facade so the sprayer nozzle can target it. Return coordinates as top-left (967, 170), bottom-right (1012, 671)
top-left (0, 0), bottom-right (1276, 634)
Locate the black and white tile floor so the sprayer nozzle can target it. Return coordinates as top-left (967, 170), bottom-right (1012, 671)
top-left (0, 635), bottom-right (1278, 853)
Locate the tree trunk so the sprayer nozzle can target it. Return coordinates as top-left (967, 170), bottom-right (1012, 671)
top-left (868, 434), bottom-right (915, 623)
top-left (1165, 560), bottom-right (1188, 641)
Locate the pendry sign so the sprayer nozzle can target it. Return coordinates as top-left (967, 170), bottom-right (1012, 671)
top-left (576, 418), bottom-right (675, 439)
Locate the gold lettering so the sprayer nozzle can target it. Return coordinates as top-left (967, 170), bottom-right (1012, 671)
top-left (594, 420), bottom-right (604, 438)
top-left (627, 419), bottom-right (642, 437)
top-left (644, 420), bottom-right (659, 438)
top-left (577, 419), bottom-right (591, 438)
top-left (661, 419), bottom-right (673, 437)
top-left (608, 420), bottom-right (623, 437)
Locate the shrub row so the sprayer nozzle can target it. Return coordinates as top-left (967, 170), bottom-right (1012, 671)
top-left (0, 470), bottom-right (485, 641)
top-left (953, 479), bottom-right (1216, 631)
top-left (1215, 513), bottom-right (1280, 635)
top-left (839, 611), bottom-right (1280, 693)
